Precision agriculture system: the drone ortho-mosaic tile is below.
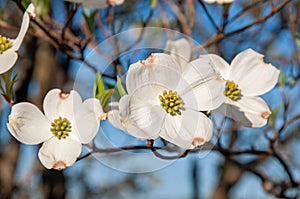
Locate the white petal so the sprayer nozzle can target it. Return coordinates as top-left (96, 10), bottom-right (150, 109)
top-left (7, 102), bottom-right (51, 144)
top-left (108, 0), bottom-right (125, 6)
top-left (216, 96), bottom-right (271, 128)
top-left (164, 38), bottom-right (192, 71)
top-left (10, 3), bottom-right (35, 51)
top-left (203, 0), bottom-right (216, 3)
top-left (0, 51), bottom-right (18, 74)
top-left (38, 137), bottom-right (82, 170)
top-left (229, 49), bottom-right (280, 96)
top-left (180, 78), bottom-right (226, 111)
top-left (107, 109), bottom-right (125, 130)
top-left (159, 108), bottom-right (213, 149)
top-left (43, 89), bottom-right (82, 122)
top-left (187, 57), bottom-right (219, 84)
top-left (73, 98), bottom-right (102, 144)
top-left (122, 84), bottom-right (167, 139)
top-left (126, 53), bottom-right (182, 94)
top-left (200, 54), bottom-right (230, 79)
top-left (83, 98), bottom-right (105, 120)
top-left (119, 95), bottom-right (131, 120)
top-left (179, 58), bottom-right (226, 111)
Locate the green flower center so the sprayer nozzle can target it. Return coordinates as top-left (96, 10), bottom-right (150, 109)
top-left (50, 117), bottom-right (72, 140)
top-left (0, 35), bottom-right (12, 54)
top-left (225, 80), bottom-right (241, 101)
top-left (159, 90), bottom-right (184, 116)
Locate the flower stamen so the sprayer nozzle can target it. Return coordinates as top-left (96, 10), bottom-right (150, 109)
top-left (50, 117), bottom-right (72, 140)
top-left (225, 80), bottom-right (241, 101)
top-left (0, 35), bottom-right (12, 54)
top-left (159, 90), bottom-right (184, 116)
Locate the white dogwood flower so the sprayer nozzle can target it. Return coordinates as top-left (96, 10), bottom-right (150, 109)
top-left (203, 0), bottom-right (234, 4)
top-left (64, 0), bottom-right (124, 9)
top-left (7, 89), bottom-right (104, 170)
top-left (203, 49), bottom-right (280, 127)
top-left (109, 53), bottom-right (225, 149)
top-left (0, 3), bottom-right (35, 74)
top-left (164, 38), bottom-right (192, 69)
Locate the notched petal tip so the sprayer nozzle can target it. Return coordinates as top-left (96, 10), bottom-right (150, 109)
top-left (108, 0), bottom-right (125, 6)
top-left (261, 111), bottom-right (271, 119)
top-left (8, 115), bottom-right (16, 125)
top-left (59, 92), bottom-right (70, 99)
top-left (98, 113), bottom-right (107, 121)
top-left (52, 161), bottom-right (67, 170)
top-left (140, 54), bottom-right (155, 65)
top-left (26, 3), bottom-right (36, 17)
top-left (192, 137), bottom-right (205, 148)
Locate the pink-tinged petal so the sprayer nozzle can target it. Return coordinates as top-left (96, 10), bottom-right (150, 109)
top-left (0, 51), bottom-right (18, 74)
top-left (38, 137), bottom-right (82, 170)
top-left (10, 3), bottom-right (35, 51)
top-left (126, 53), bottom-right (182, 94)
top-left (200, 54), bottom-right (230, 79)
top-left (43, 89), bottom-right (82, 122)
top-left (73, 98), bottom-right (102, 144)
top-left (229, 49), bottom-right (280, 96)
top-left (159, 108), bottom-right (213, 149)
top-left (108, 0), bottom-right (125, 6)
top-left (164, 38), bottom-right (191, 71)
top-left (7, 102), bottom-right (51, 145)
top-left (216, 96), bottom-right (271, 128)
top-left (179, 58), bottom-right (226, 111)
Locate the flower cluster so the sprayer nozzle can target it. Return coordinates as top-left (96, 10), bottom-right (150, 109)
top-left (7, 89), bottom-right (105, 170)
top-left (108, 39), bottom-right (280, 149)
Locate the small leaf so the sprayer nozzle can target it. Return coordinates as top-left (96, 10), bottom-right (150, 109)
top-left (93, 73), bottom-right (114, 109)
top-left (288, 76), bottom-right (296, 88)
top-left (94, 72), bottom-right (105, 98)
top-left (98, 89), bottom-right (114, 110)
top-left (82, 9), bottom-right (97, 33)
top-left (116, 76), bottom-right (126, 97)
top-left (268, 104), bottom-right (282, 126)
top-left (112, 76), bottom-right (127, 101)
top-left (30, 0), bottom-right (51, 18)
top-left (150, 0), bottom-right (158, 9)
top-left (279, 71), bottom-right (285, 89)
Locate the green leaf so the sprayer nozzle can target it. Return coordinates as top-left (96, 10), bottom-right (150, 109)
top-left (150, 0), bottom-right (158, 9)
top-left (112, 76), bottom-right (127, 101)
top-left (30, 0), bottom-right (51, 18)
top-left (82, 9), bottom-right (97, 33)
top-left (116, 76), bottom-right (126, 97)
top-left (279, 71), bottom-right (285, 89)
top-left (94, 72), bottom-right (105, 98)
top-left (288, 76), bottom-right (296, 88)
top-left (98, 89), bottom-right (114, 110)
top-left (93, 73), bottom-right (114, 109)
top-left (268, 104), bottom-right (282, 126)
